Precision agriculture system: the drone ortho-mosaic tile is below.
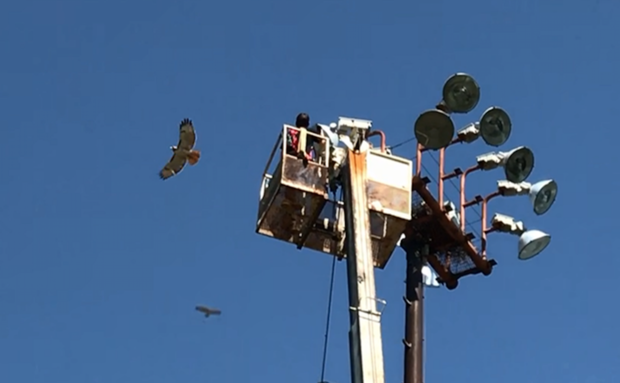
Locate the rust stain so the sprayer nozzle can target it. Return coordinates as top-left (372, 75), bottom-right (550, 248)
top-left (411, 175), bottom-right (490, 274)
top-left (348, 150), bottom-right (367, 180)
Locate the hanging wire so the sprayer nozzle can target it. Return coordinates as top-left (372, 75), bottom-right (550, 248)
top-left (426, 151), bottom-right (484, 236)
top-left (388, 133), bottom-right (485, 239)
top-left (319, 190), bottom-right (341, 383)
top-left (407, 152), bottom-right (483, 240)
top-left (387, 136), bottom-right (416, 150)
top-left (319, 255), bottom-right (336, 383)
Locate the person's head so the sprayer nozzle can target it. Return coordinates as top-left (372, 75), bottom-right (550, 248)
top-left (295, 113), bottom-right (310, 128)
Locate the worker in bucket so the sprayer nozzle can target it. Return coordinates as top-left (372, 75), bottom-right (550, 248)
top-left (286, 112), bottom-right (319, 163)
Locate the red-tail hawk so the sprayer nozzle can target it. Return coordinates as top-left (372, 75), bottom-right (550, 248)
top-left (159, 118), bottom-right (201, 180)
top-left (195, 305), bottom-right (221, 318)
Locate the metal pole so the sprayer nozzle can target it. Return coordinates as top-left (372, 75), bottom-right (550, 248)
top-left (342, 144), bottom-right (385, 383)
top-left (403, 241), bottom-right (425, 383)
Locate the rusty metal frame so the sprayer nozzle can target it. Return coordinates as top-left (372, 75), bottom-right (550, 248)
top-left (417, 136), bottom-right (483, 235)
top-left (367, 130), bottom-right (387, 152)
top-left (257, 125), bottom-right (331, 247)
top-left (281, 125), bottom-right (331, 249)
top-left (408, 175), bottom-right (493, 287)
top-left (480, 191), bottom-right (502, 259)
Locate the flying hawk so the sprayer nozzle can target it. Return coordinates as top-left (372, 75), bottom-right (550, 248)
top-left (159, 118), bottom-right (201, 180)
top-left (195, 305), bottom-right (221, 318)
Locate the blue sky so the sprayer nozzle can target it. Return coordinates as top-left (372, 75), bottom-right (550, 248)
top-left (1, 0), bottom-right (618, 382)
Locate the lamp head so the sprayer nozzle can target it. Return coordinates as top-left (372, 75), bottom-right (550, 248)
top-left (441, 73), bottom-right (480, 114)
top-left (456, 122), bottom-right (481, 143)
top-left (479, 106), bottom-right (512, 147)
top-left (518, 229), bottom-right (551, 260)
top-left (490, 213), bottom-right (525, 234)
top-left (414, 109), bottom-right (455, 150)
top-left (501, 146), bottom-right (534, 183)
top-left (529, 179), bottom-right (558, 215)
top-left (496, 180), bottom-right (531, 196)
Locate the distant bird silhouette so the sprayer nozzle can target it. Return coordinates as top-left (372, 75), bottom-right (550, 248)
top-left (195, 305), bottom-right (221, 318)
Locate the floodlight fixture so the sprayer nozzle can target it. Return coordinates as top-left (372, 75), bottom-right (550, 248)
top-left (485, 212), bottom-right (551, 260)
top-left (454, 146), bottom-right (534, 232)
top-left (501, 146), bottom-right (534, 183)
top-left (455, 123), bottom-right (481, 143)
top-left (496, 180), bottom-right (531, 196)
top-left (495, 179), bottom-right (558, 215)
top-left (479, 106), bottom-right (512, 147)
top-left (518, 229), bottom-right (551, 260)
top-left (454, 106), bottom-right (512, 146)
top-left (414, 109), bottom-right (455, 150)
top-left (490, 213), bottom-right (526, 235)
top-left (438, 73), bottom-right (481, 114)
top-left (529, 179), bottom-right (558, 215)
top-left (476, 146), bottom-right (535, 183)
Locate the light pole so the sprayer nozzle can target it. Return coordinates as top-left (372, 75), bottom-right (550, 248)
top-left (404, 72), bottom-right (558, 383)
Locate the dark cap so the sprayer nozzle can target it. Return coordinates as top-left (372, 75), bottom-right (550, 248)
top-left (295, 113), bottom-right (310, 128)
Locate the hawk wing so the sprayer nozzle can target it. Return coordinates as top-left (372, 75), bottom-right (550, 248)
top-left (209, 308), bottom-right (221, 315)
top-left (195, 305), bottom-right (209, 314)
top-left (159, 151), bottom-right (187, 180)
top-left (177, 118), bottom-right (196, 151)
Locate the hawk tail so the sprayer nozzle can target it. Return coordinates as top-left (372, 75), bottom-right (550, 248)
top-left (187, 150), bottom-right (201, 165)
